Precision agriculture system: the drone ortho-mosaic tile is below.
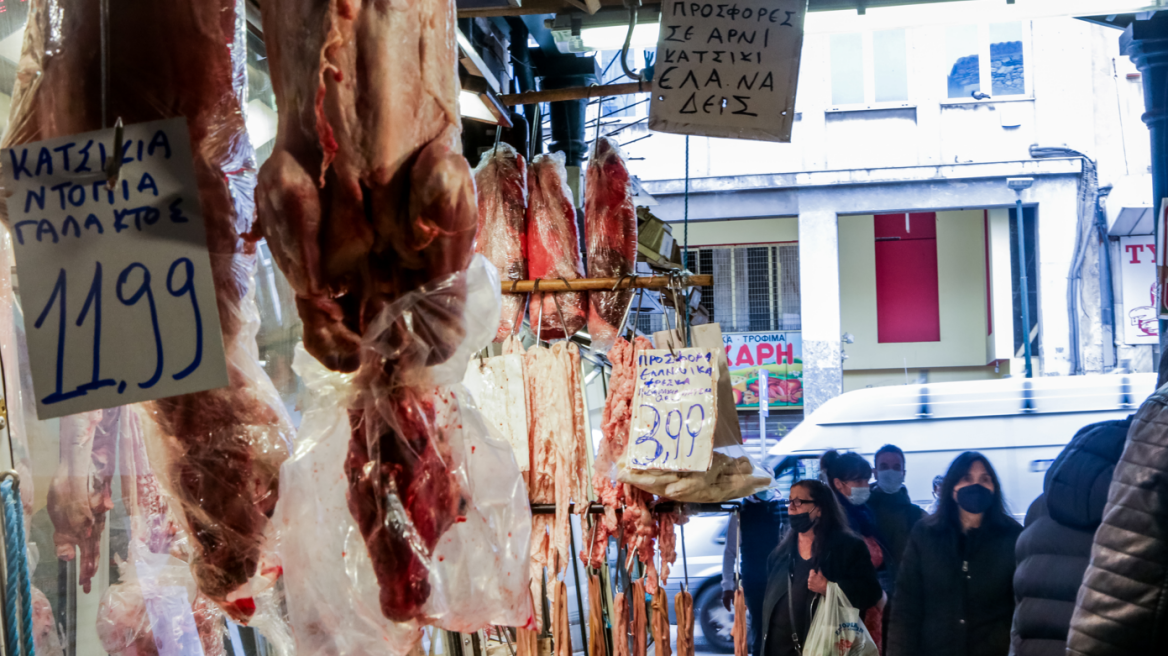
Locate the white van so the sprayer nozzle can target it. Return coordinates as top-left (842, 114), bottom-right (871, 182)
top-left (767, 373), bottom-right (1156, 517)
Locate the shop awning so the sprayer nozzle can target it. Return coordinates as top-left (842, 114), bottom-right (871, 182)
top-left (1106, 174), bottom-right (1154, 236)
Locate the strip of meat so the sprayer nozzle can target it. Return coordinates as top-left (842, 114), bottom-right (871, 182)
top-left (674, 590), bottom-right (694, 656)
top-left (613, 591), bottom-right (630, 656)
top-left (527, 152), bottom-right (587, 340)
top-left (584, 138), bottom-right (637, 353)
top-left (258, 0), bottom-right (478, 623)
top-left (553, 580), bottom-right (571, 656)
top-left (46, 409), bottom-right (116, 594)
top-left (588, 574), bottom-right (609, 656)
top-left (3, 0), bottom-right (295, 620)
top-left (651, 587), bottom-right (671, 656)
top-left (516, 628), bottom-right (540, 656)
top-left (732, 586), bottom-right (747, 656)
top-left (632, 580), bottom-right (648, 656)
top-left (474, 144), bottom-right (528, 342)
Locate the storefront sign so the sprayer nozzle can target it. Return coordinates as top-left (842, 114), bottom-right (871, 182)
top-left (4, 118), bottom-right (228, 419)
top-left (723, 331), bottom-right (802, 410)
top-left (1159, 198), bottom-right (1168, 319)
top-left (628, 348), bottom-right (718, 472)
top-left (648, 0), bottom-right (806, 142)
top-left (1120, 235), bottom-right (1159, 345)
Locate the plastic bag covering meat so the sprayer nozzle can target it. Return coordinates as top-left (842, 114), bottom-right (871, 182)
top-left (276, 259), bottom-right (534, 656)
top-left (584, 138), bottom-right (637, 353)
top-left (0, 0), bottom-right (295, 620)
top-left (528, 152), bottom-right (587, 340)
top-left (47, 408), bottom-right (117, 594)
top-left (31, 587), bottom-right (64, 656)
top-left (474, 144), bottom-right (529, 342)
top-left (97, 554), bottom-right (228, 656)
top-left (256, 0), bottom-right (473, 376)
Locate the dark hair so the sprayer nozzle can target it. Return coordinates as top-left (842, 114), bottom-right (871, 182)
top-left (874, 444), bottom-right (906, 468)
top-left (927, 451), bottom-right (1013, 530)
top-left (778, 479), bottom-right (853, 558)
top-left (820, 450), bottom-right (872, 489)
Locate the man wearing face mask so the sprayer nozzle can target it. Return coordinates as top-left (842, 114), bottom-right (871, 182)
top-left (868, 445), bottom-right (926, 589)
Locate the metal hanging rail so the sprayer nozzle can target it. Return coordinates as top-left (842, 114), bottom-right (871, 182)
top-left (501, 275), bottom-right (711, 293)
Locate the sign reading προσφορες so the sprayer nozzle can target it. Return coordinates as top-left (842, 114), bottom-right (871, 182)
top-left (4, 117), bottom-right (229, 420)
top-left (627, 348), bottom-right (718, 472)
top-left (648, 0), bottom-right (807, 142)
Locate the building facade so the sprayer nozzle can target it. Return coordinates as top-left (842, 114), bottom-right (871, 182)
top-left (604, 15), bottom-right (1153, 415)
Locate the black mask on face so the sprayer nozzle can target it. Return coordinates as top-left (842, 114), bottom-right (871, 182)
top-left (956, 484), bottom-right (994, 515)
top-left (789, 512), bottom-right (816, 534)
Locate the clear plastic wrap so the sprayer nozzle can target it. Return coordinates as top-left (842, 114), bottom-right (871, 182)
top-left (585, 138), bottom-right (638, 353)
top-left (0, 0), bottom-right (295, 621)
top-left (528, 152), bottom-right (587, 340)
top-left (277, 256), bottom-right (533, 655)
top-left (474, 144), bottom-right (529, 342)
top-left (255, 0), bottom-right (471, 375)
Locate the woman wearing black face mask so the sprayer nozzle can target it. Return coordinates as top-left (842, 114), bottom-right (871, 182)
top-left (887, 452), bottom-right (1023, 656)
top-left (759, 480), bottom-right (882, 656)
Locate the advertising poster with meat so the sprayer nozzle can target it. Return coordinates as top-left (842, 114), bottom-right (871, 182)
top-left (1120, 235), bottom-right (1159, 345)
top-left (723, 331), bottom-right (802, 410)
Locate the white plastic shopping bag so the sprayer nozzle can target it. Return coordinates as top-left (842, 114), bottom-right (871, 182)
top-left (803, 582), bottom-right (879, 656)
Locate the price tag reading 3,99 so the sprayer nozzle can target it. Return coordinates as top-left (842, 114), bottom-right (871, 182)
top-left (4, 117), bottom-right (228, 420)
top-left (627, 348), bottom-right (718, 472)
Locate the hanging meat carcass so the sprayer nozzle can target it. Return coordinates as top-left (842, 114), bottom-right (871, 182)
top-left (256, 0), bottom-right (478, 624)
top-left (528, 152), bottom-right (587, 340)
top-left (474, 144), bottom-right (528, 341)
top-left (2, 0), bottom-right (294, 620)
top-left (584, 138), bottom-right (637, 353)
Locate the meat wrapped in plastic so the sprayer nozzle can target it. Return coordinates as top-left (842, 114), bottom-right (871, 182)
top-left (474, 144), bottom-right (528, 342)
top-left (1, 0), bottom-right (294, 620)
top-left (585, 138), bottom-right (637, 353)
top-left (276, 258), bottom-right (534, 656)
top-left (528, 152), bottom-right (587, 340)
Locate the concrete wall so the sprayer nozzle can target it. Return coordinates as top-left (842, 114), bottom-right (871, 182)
top-left (677, 216), bottom-right (799, 246)
top-left (838, 210), bottom-right (989, 371)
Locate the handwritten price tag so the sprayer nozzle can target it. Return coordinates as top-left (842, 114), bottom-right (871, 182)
top-left (4, 117), bottom-right (229, 419)
top-left (627, 348), bottom-right (718, 472)
top-left (648, 0), bottom-right (807, 142)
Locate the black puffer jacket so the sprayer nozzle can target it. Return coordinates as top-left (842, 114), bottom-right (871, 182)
top-left (1010, 417), bottom-right (1130, 656)
top-left (1067, 389), bottom-right (1168, 655)
top-left (888, 515), bottom-right (1023, 656)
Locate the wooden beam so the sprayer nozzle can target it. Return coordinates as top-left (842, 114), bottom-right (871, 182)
top-left (499, 80), bottom-right (652, 105)
top-left (501, 275), bottom-right (712, 293)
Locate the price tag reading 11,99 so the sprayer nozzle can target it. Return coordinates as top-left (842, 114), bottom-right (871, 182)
top-left (627, 348), bottom-right (719, 472)
top-left (4, 117), bottom-right (228, 420)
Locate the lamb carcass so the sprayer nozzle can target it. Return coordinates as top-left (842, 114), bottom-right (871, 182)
top-left (584, 138), bottom-right (637, 353)
top-left (528, 152), bottom-right (587, 340)
top-left (3, 0), bottom-right (294, 620)
top-left (474, 144), bottom-right (528, 341)
top-left (256, 0), bottom-right (478, 623)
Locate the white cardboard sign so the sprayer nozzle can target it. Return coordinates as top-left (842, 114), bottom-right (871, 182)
top-left (4, 117), bottom-right (229, 419)
top-left (463, 355), bottom-right (530, 471)
top-left (648, 0), bottom-right (807, 142)
top-left (627, 348), bottom-right (718, 472)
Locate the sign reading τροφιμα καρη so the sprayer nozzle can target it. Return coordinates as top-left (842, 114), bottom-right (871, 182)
top-left (627, 347), bottom-right (719, 473)
top-left (4, 117), bottom-right (228, 420)
top-left (648, 0), bottom-right (807, 142)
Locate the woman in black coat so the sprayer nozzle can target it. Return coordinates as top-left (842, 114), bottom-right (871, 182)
top-left (887, 451), bottom-right (1023, 656)
top-left (759, 479), bottom-right (883, 656)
